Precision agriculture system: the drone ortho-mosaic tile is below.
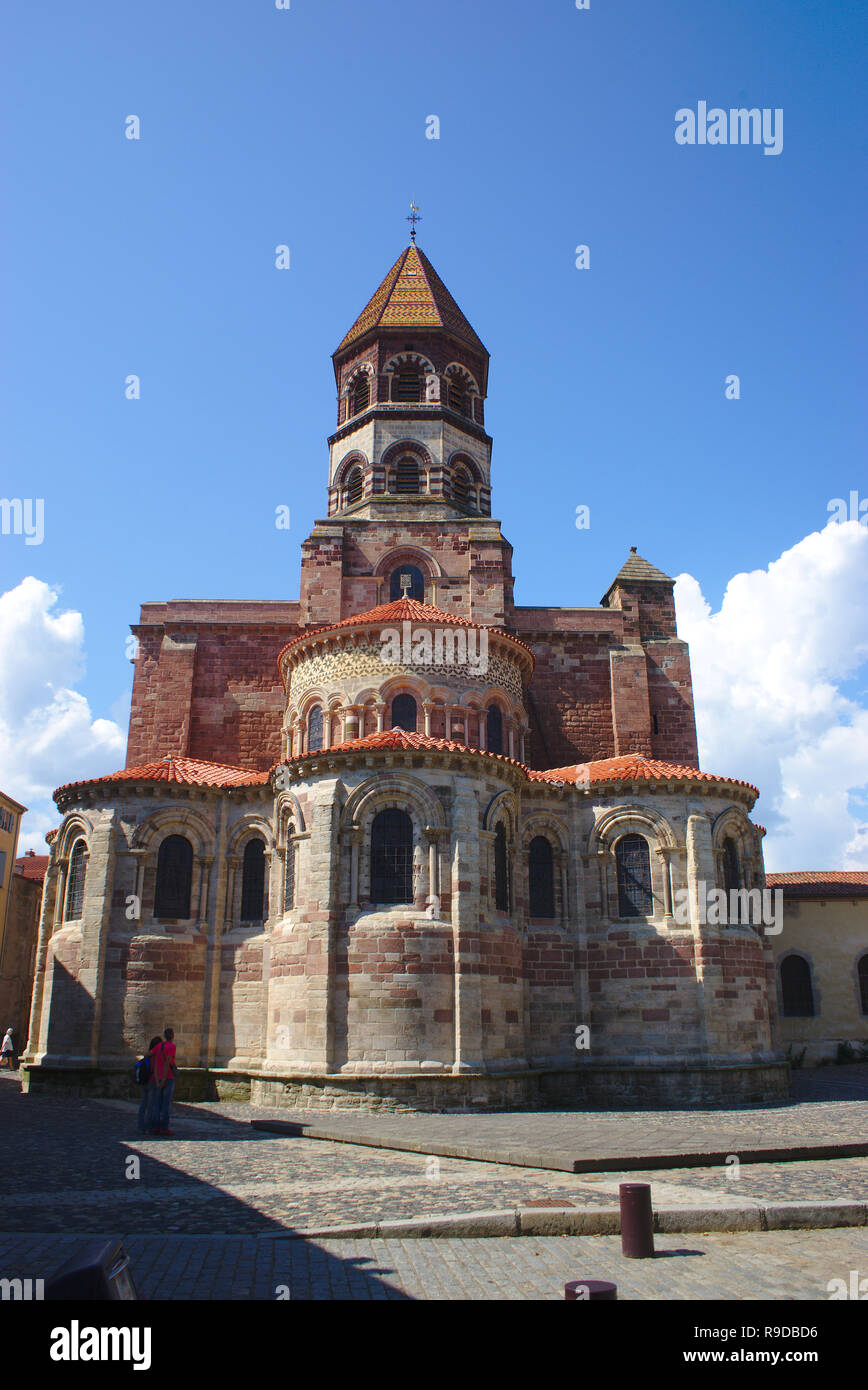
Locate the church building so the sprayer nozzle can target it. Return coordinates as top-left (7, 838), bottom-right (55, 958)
top-left (24, 241), bottom-right (788, 1109)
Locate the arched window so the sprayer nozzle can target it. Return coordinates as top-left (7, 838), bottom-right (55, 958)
top-left (494, 823), bottom-right (510, 912)
top-left (307, 705), bottom-right (324, 752)
top-left (858, 956), bottom-right (868, 1015)
top-left (391, 694), bottom-right (417, 732)
top-left (780, 955), bottom-right (815, 1017)
top-left (722, 837), bottom-right (742, 893)
top-left (393, 365), bottom-right (422, 402)
top-left (529, 836), bottom-right (555, 917)
top-left (345, 468), bottom-right (363, 506)
top-left (350, 374), bottom-right (370, 416)
top-left (389, 565), bottom-right (425, 601)
top-left (240, 838), bottom-right (266, 921)
top-left (616, 834), bottom-right (653, 917)
top-left (154, 835), bottom-right (193, 919)
top-left (64, 839), bottom-right (87, 921)
top-left (283, 823), bottom-right (295, 911)
top-left (370, 809), bottom-right (413, 904)
top-left (394, 456), bottom-right (421, 493)
top-left (486, 705), bottom-right (503, 755)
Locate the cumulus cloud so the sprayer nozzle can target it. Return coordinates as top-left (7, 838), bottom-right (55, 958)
top-left (0, 578), bottom-right (125, 852)
top-left (674, 520), bottom-right (868, 872)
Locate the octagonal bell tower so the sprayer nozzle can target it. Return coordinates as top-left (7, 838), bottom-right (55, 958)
top-left (299, 239), bottom-right (515, 632)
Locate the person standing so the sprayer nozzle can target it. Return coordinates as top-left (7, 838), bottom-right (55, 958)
top-left (0, 1029), bottom-right (14, 1070)
top-left (137, 1035), bottom-right (162, 1134)
top-left (152, 1027), bottom-right (177, 1136)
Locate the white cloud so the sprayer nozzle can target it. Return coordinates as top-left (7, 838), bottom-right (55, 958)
top-left (0, 578), bottom-right (125, 853)
top-left (674, 520), bottom-right (868, 872)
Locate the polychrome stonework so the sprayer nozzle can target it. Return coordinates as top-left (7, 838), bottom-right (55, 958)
top-left (23, 244), bottom-right (788, 1109)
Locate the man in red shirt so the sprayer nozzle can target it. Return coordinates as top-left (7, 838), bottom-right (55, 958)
top-left (151, 1027), bottom-right (177, 1136)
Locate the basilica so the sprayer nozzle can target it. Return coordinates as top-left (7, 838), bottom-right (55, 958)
top-left (23, 241), bottom-right (787, 1109)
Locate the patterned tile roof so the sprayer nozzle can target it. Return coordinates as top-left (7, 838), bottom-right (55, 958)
top-left (54, 757), bottom-right (270, 797)
top-left (528, 754), bottom-right (759, 795)
top-left (14, 851), bottom-right (48, 883)
top-left (335, 245), bottom-right (487, 355)
top-left (766, 871), bottom-right (868, 898)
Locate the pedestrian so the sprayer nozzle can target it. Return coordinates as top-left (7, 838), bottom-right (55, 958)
top-left (152, 1026), bottom-right (177, 1136)
top-left (0, 1029), bottom-right (14, 1070)
top-left (136, 1035), bottom-right (162, 1134)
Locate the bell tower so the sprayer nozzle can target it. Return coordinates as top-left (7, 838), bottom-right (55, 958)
top-left (298, 234), bottom-right (515, 628)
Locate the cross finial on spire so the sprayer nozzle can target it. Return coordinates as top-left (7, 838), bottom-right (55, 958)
top-left (406, 201), bottom-right (422, 243)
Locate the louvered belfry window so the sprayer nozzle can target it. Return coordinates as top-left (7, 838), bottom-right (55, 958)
top-left (346, 468), bottom-right (363, 506)
top-left (394, 367), bottom-right (422, 402)
top-left (529, 836), bottom-right (555, 917)
top-left (241, 838), bottom-right (265, 921)
top-left (351, 375), bottom-right (370, 415)
top-left (65, 840), bottom-right (87, 921)
top-left (154, 835), bottom-right (193, 919)
top-left (616, 834), bottom-right (653, 917)
top-left (452, 469), bottom-right (470, 504)
top-left (370, 809), bottom-right (413, 904)
top-left (395, 456), bottom-right (420, 493)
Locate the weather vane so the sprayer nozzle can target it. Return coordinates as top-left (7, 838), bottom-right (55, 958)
top-left (406, 202), bottom-right (422, 243)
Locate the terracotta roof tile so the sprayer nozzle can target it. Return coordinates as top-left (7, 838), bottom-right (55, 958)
top-left (292, 728), bottom-right (525, 769)
top-left (55, 757), bottom-right (270, 797)
top-left (335, 245), bottom-right (487, 355)
top-left (528, 754), bottom-right (759, 795)
top-left (14, 851), bottom-right (48, 883)
top-left (766, 871), bottom-right (868, 898)
top-left (278, 599), bottom-right (534, 667)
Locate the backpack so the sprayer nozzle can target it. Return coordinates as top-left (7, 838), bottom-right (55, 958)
top-left (134, 1056), bottom-right (151, 1086)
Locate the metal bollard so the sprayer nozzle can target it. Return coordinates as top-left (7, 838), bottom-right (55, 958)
top-left (619, 1182), bottom-right (655, 1258)
top-left (565, 1279), bottom-right (618, 1300)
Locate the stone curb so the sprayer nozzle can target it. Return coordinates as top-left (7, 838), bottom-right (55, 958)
top-left (249, 1119), bottom-right (868, 1174)
top-left (266, 1201), bottom-right (868, 1241)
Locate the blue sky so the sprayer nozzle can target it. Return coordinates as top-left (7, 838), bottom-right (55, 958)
top-left (1, 0), bottom-right (866, 866)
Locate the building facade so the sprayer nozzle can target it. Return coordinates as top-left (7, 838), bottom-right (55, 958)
top-left (24, 244), bottom-right (787, 1109)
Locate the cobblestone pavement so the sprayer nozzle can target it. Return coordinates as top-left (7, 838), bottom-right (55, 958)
top-left (191, 1065), bottom-right (868, 1170)
top-left (1, 1229), bottom-right (866, 1300)
top-left (0, 1074), bottom-right (865, 1236)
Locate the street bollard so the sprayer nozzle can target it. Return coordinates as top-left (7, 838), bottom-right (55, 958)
top-left (619, 1182), bottom-right (655, 1259)
top-left (565, 1279), bottom-right (618, 1300)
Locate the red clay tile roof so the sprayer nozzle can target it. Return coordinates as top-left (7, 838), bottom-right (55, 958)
top-left (278, 598), bottom-right (535, 667)
top-left (528, 754), bottom-right (759, 795)
top-left (54, 757), bottom-right (270, 797)
top-left (14, 851), bottom-right (48, 883)
top-left (285, 740), bottom-right (756, 800)
top-left (766, 871), bottom-right (868, 898)
top-left (335, 245), bottom-right (487, 356)
top-left (293, 728), bottom-right (525, 768)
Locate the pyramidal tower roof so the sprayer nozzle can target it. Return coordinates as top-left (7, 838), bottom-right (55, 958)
top-left (335, 244), bottom-right (488, 356)
top-left (601, 547), bottom-right (674, 605)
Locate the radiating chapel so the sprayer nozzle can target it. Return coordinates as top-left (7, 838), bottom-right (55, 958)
top-left (25, 242), bottom-right (788, 1108)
